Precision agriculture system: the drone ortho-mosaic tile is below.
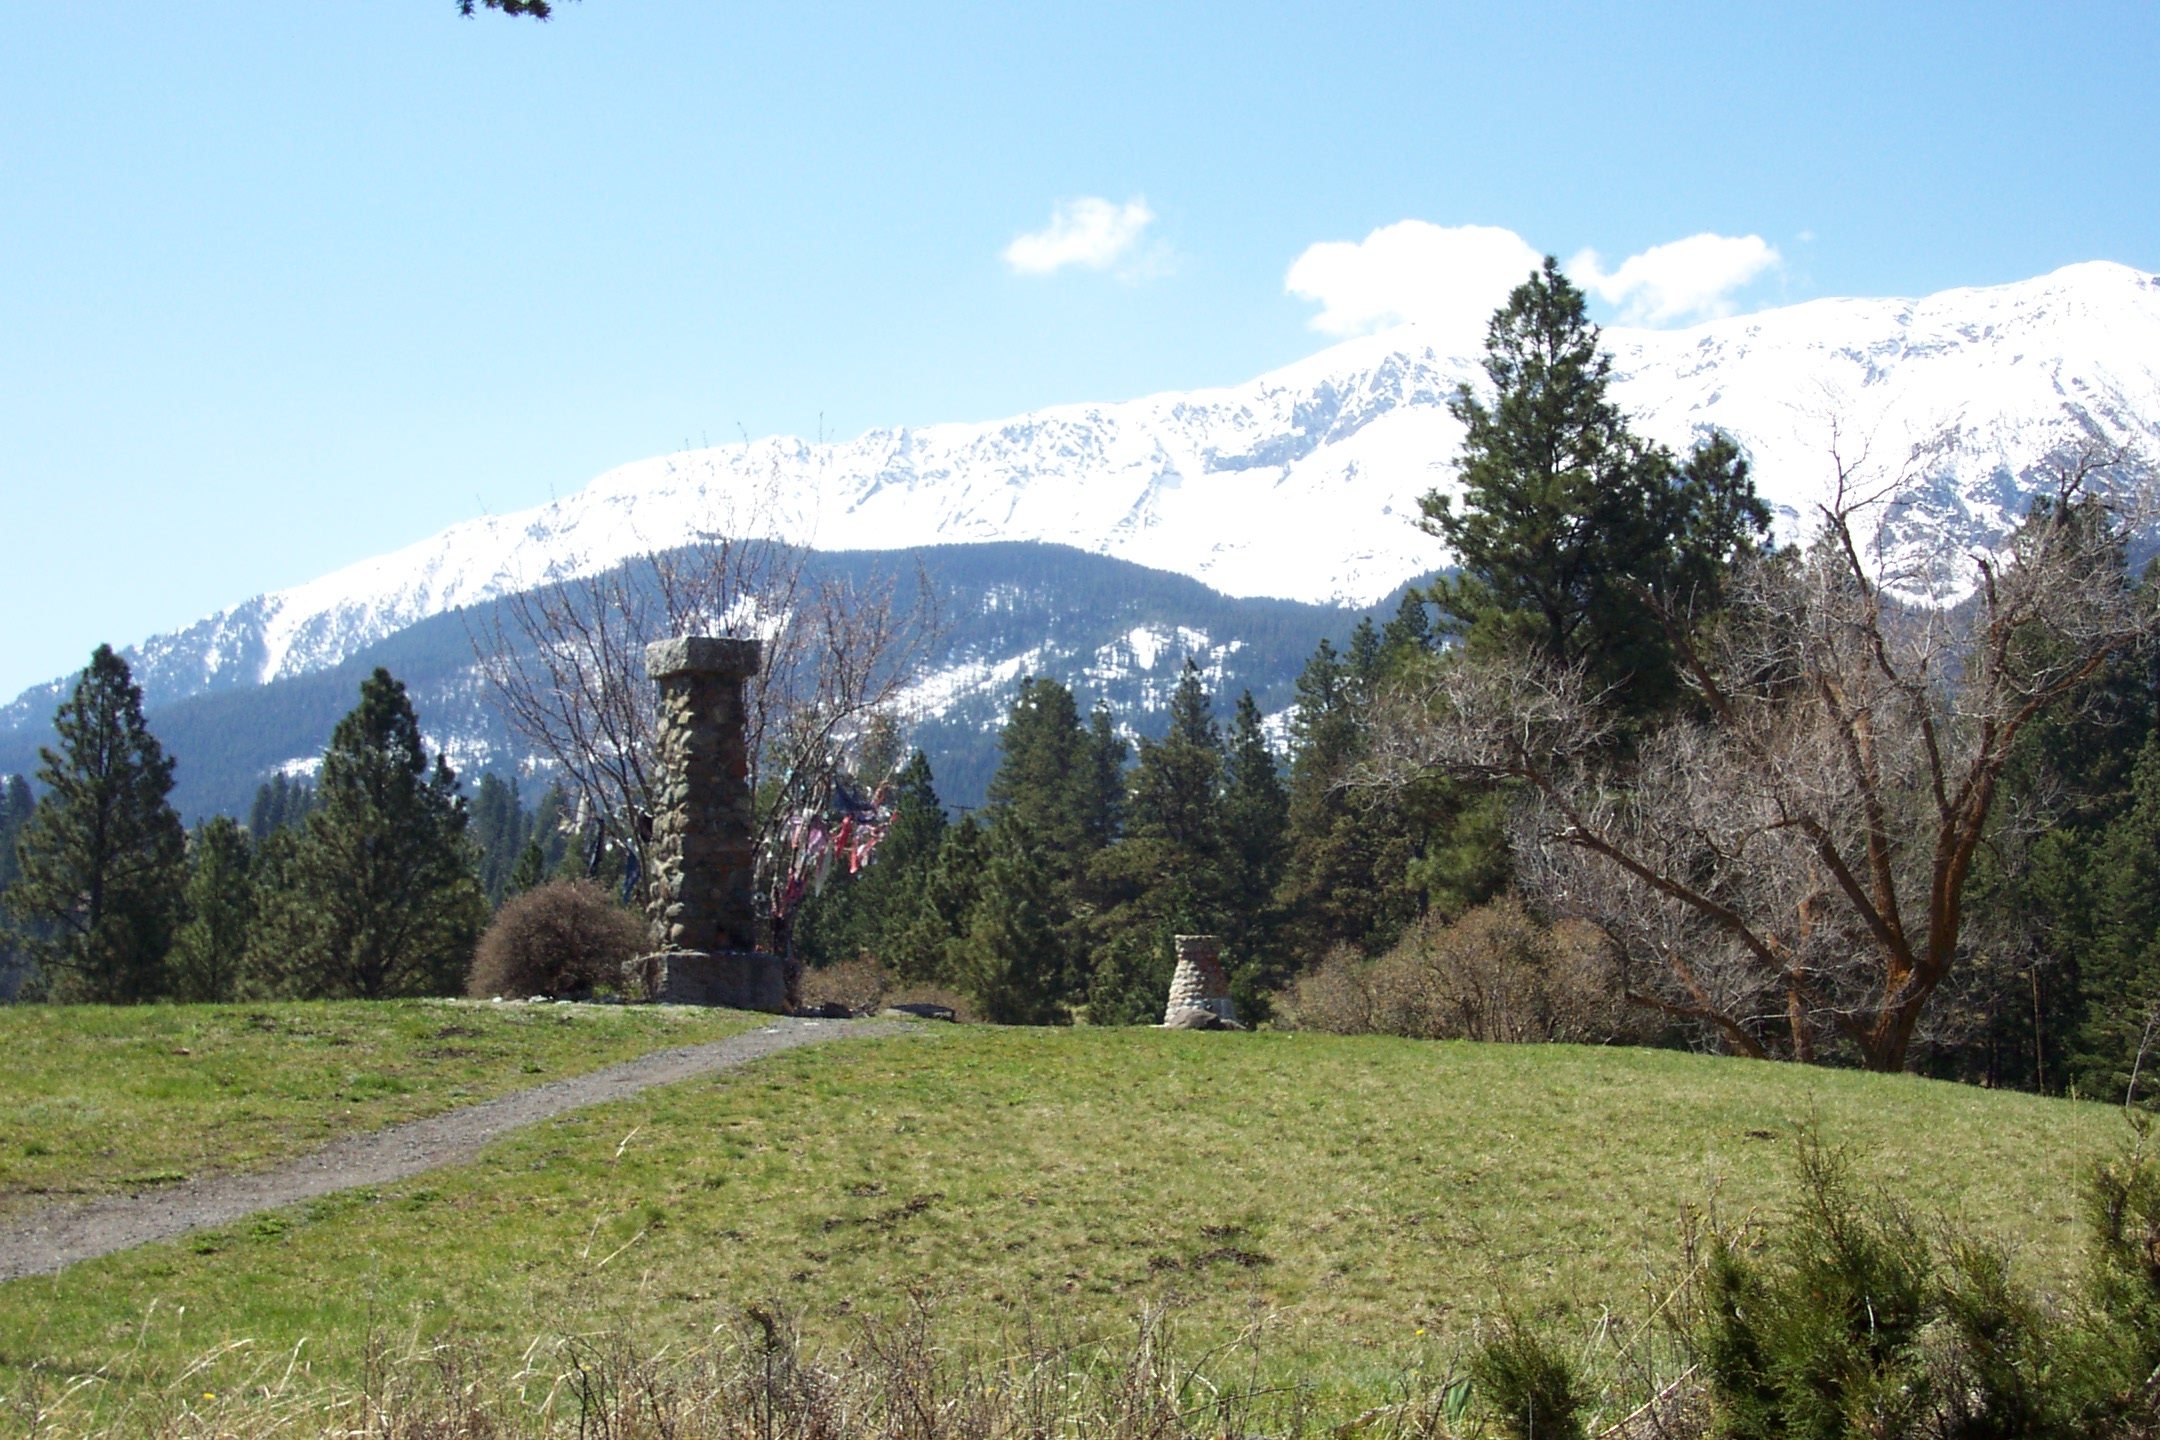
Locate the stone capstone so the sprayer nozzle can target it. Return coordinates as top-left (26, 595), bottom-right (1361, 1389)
top-left (645, 635), bottom-right (762, 681)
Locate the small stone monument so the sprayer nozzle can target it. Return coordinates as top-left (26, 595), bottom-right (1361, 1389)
top-left (624, 636), bottom-right (791, 1012)
top-left (1163, 934), bottom-right (1236, 1025)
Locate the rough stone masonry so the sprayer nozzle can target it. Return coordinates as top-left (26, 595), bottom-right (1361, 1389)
top-left (625, 636), bottom-right (791, 1011)
top-left (1164, 934), bottom-right (1236, 1025)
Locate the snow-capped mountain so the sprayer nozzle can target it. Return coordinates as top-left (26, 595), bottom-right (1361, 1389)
top-left (6, 260), bottom-right (2159, 775)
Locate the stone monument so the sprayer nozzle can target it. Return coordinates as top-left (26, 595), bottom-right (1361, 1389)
top-left (1163, 934), bottom-right (1236, 1025)
top-left (623, 636), bottom-right (791, 1012)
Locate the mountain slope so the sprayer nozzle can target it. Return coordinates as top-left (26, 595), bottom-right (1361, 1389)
top-left (10, 261), bottom-right (2154, 736)
top-left (0, 544), bottom-right (1391, 819)
top-left (4, 261), bottom-right (2157, 812)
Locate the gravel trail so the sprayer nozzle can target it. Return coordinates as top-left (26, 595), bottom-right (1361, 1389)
top-left (0, 1016), bottom-right (911, 1283)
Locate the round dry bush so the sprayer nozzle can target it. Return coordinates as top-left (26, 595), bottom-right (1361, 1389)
top-left (467, 878), bottom-right (650, 999)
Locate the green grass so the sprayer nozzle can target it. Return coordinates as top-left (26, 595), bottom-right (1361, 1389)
top-left (0, 999), bottom-right (761, 1216)
top-left (0, 1025), bottom-right (2132, 1419)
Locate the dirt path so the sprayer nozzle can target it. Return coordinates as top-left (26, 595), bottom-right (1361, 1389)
top-left (0, 1016), bottom-right (913, 1283)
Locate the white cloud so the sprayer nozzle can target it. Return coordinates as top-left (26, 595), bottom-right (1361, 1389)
top-left (1284, 221), bottom-right (1543, 344)
top-left (1003, 196), bottom-right (1155, 276)
top-left (1568, 233), bottom-right (1781, 325)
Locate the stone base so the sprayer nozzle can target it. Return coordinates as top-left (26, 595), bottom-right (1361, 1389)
top-left (627, 950), bottom-right (792, 1013)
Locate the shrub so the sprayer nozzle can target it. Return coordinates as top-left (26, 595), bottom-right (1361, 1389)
top-left (799, 953), bottom-right (979, 1021)
top-left (1277, 897), bottom-right (1649, 1044)
top-left (1677, 1129), bottom-right (2152, 1440)
top-left (801, 954), bottom-right (890, 1014)
top-left (466, 879), bottom-right (648, 1000)
top-left (1274, 943), bottom-right (1376, 1035)
top-left (1469, 1314), bottom-right (1588, 1440)
top-left (1085, 932), bottom-right (1175, 1026)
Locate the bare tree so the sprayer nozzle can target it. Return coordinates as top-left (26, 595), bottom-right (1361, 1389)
top-left (473, 483), bottom-right (937, 938)
top-left (1367, 437), bottom-right (2157, 1070)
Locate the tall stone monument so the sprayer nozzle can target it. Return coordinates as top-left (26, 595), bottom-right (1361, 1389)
top-left (1163, 934), bottom-right (1236, 1024)
top-left (624, 636), bottom-right (791, 1012)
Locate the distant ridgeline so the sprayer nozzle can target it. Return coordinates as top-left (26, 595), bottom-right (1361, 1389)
top-left (0, 542), bottom-right (1417, 821)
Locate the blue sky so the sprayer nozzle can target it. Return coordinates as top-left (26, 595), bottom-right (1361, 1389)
top-left (2, 2), bottom-right (2155, 699)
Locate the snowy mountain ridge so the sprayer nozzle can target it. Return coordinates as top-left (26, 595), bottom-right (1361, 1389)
top-left (24, 261), bottom-right (2160, 721)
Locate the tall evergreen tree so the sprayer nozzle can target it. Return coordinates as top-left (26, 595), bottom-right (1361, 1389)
top-left (5, 647), bottom-right (186, 1003)
top-left (1221, 690), bottom-right (1290, 997)
top-left (1276, 634), bottom-right (1423, 959)
top-left (888, 812), bottom-right (986, 984)
top-left (858, 751), bottom-right (948, 955)
top-left (1081, 704), bottom-right (1129, 850)
top-left (170, 817), bottom-right (254, 1003)
top-left (1119, 659), bottom-right (1230, 927)
top-left (251, 669), bottom-right (485, 998)
top-left (968, 678), bottom-right (1114, 1013)
top-left (248, 773), bottom-right (318, 841)
top-left (1083, 662), bottom-right (1234, 1019)
top-left (1421, 256), bottom-right (1768, 713)
top-left (0, 775), bottom-right (32, 888)
top-left (470, 772), bottom-right (532, 906)
top-left (2065, 723), bottom-right (2160, 1101)
top-left (524, 785), bottom-right (573, 886)
top-left (984, 677), bottom-right (1096, 862)
top-left (953, 826), bottom-right (1070, 1024)
top-left (1379, 590), bottom-right (1437, 661)
top-left (0, 774), bottom-right (37, 1000)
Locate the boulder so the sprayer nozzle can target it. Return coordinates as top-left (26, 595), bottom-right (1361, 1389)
top-left (1161, 1005), bottom-right (1248, 1031)
top-left (881, 1002), bottom-right (958, 1022)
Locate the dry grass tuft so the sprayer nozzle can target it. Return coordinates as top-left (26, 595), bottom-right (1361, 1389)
top-left (6, 1298), bottom-right (1483, 1440)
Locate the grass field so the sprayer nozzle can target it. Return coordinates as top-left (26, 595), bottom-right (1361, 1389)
top-left (0, 999), bottom-right (760, 1218)
top-left (0, 1019), bottom-right (2134, 1431)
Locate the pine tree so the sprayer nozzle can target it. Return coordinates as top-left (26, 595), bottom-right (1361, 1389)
top-left (251, 669), bottom-right (485, 998)
top-left (248, 776), bottom-right (285, 840)
top-left (1221, 690), bottom-right (1289, 997)
top-left (5, 646), bottom-right (186, 1002)
top-left (170, 817), bottom-right (253, 1002)
top-left (470, 772), bottom-right (531, 906)
top-left (507, 839), bottom-right (549, 898)
top-left (984, 678), bottom-right (1096, 863)
top-left (857, 751), bottom-right (948, 959)
top-left (1119, 659), bottom-right (1230, 928)
top-left (0, 774), bottom-right (36, 999)
top-left (1276, 633), bottom-right (1424, 960)
top-left (526, 786), bottom-right (573, 881)
top-left (1082, 663), bottom-right (1235, 1019)
top-left (1081, 704), bottom-right (1129, 849)
top-left (953, 826), bottom-right (1070, 1024)
top-left (1379, 590), bottom-right (1437, 661)
top-left (1422, 256), bottom-right (1768, 713)
top-left (248, 773), bottom-right (318, 841)
top-left (887, 812), bottom-right (986, 983)
top-left (0, 775), bottom-right (32, 887)
top-left (967, 678), bottom-right (1114, 1013)
top-left (2066, 722), bottom-right (2160, 1101)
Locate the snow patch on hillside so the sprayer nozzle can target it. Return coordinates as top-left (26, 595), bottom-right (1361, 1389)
top-left (20, 262), bottom-right (2160, 719)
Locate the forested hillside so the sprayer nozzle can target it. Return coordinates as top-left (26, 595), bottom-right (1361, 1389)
top-left (0, 542), bottom-right (1395, 820)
